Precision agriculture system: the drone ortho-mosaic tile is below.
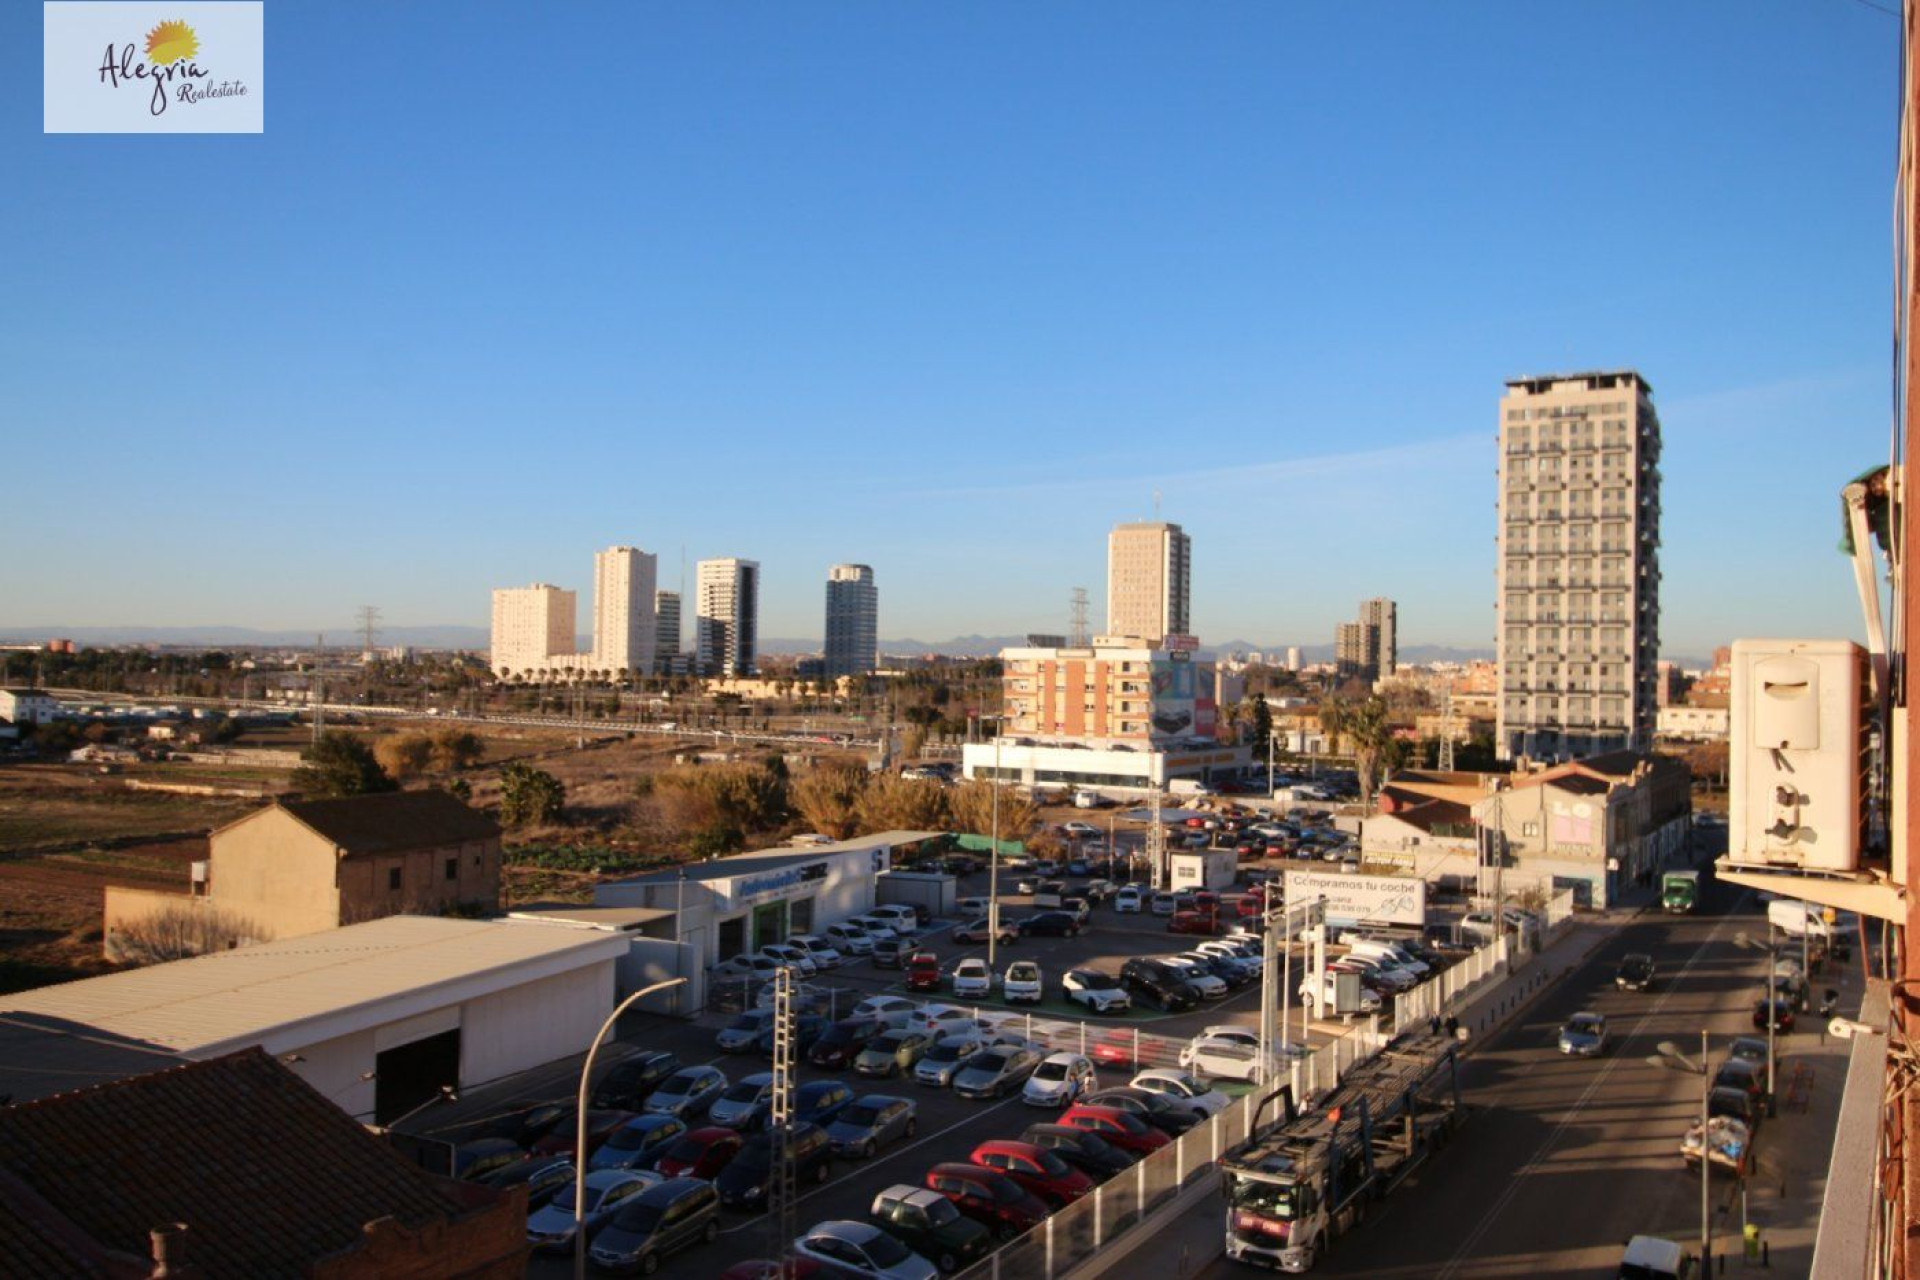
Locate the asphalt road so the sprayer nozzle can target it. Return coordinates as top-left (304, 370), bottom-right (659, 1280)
top-left (1199, 872), bottom-right (1776, 1278)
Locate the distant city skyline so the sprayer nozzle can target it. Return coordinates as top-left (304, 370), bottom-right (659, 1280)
top-left (3, 4), bottom-right (1894, 658)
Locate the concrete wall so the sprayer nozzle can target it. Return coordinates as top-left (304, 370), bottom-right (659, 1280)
top-left (616, 938), bottom-right (697, 1016)
top-left (101, 886), bottom-right (274, 959)
top-left (286, 1024), bottom-right (380, 1121)
top-left (206, 808), bottom-right (342, 940)
top-left (461, 961), bottom-right (613, 1087)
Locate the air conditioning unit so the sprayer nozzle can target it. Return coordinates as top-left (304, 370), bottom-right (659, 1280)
top-left (1728, 639), bottom-right (1870, 871)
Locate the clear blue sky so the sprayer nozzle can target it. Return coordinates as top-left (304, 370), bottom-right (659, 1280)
top-left (5, 1), bottom-right (1900, 660)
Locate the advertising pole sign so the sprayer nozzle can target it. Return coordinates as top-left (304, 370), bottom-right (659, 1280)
top-left (1282, 868), bottom-right (1427, 926)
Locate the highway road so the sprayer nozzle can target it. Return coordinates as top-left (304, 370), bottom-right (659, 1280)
top-left (1199, 872), bottom-right (1794, 1278)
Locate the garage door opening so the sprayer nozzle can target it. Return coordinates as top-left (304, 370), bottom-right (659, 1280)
top-left (375, 1028), bottom-right (460, 1126)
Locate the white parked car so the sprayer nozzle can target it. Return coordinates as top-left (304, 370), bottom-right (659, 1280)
top-left (1061, 968), bottom-right (1131, 1014)
top-left (713, 953), bottom-right (790, 981)
top-left (754, 981), bottom-right (829, 1011)
top-left (850, 995), bottom-right (921, 1029)
top-left (905, 1004), bottom-right (976, 1039)
top-left (851, 915), bottom-right (902, 943)
top-left (1003, 961), bottom-right (1044, 1005)
top-left (1131, 1068), bottom-right (1231, 1116)
top-left (869, 905), bottom-right (921, 936)
top-left (1023, 1053), bottom-right (1097, 1107)
top-left (1060, 821), bottom-right (1101, 839)
top-left (956, 896), bottom-right (991, 918)
top-left (760, 943), bottom-right (818, 977)
top-left (1177, 1035), bottom-right (1264, 1083)
top-left (788, 934), bottom-right (845, 970)
top-left (1114, 886), bottom-right (1143, 914)
top-left (826, 923), bottom-right (877, 956)
top-left (1150, 892), bottom-right (1179, 917)
top-left (952, 959), bottom-right (993, 999)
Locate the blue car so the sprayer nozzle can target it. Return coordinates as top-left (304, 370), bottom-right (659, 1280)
top-left (795, 1079), bottom-right (855, 1127)
top-left (588, 1113), bottom-right (687, 1171)
top-left (709, 1072), bottom-right (775, 1132)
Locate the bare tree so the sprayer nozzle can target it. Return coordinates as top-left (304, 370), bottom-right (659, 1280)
top-left (107, 902), bottom-right (262, 964)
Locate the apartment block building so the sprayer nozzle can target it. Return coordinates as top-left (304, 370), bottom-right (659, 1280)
top-left (1334, 598), bottom-right (1397, 684)
top-left (591, 545), bottom-right (658, 677)
top-left (697, 557), bottom-right (760, 677)
top-left (488, 583), bottom-right (575, 678)
top-left (655, 589), bottom-right (682, 670)
top-left (1106, 522), bottom-right (1191, 643)
top-left (1495, 370), bottom-right (1662, 761)
top-left (823, 563), bottom-right (878, 677)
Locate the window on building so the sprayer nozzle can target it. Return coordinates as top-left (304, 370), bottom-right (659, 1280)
top-left (445, 857), bottom-right (458, 882)
top-left (389, 867), bottom-right (402, 892)
top-left (1522, 822), bottom-right (1540, 837)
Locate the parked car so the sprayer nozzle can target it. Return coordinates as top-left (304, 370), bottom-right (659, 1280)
top-left (755, 982), bottom-right (832, 1014)
top-left (907, 952), bottom-right (944, 992)
top-left (589, 1113), bottom-right (689, 1172)
top-left (1018, 911), bottom-right (1083, 939)
top-left (1062, 968), bottom-right (1131, 1014)
top-left (451, 1137), bottom-right (522, 1183)
top-left (825, 1094), bottom-right (919, 1158)
top-left (762, 942), bottom-right (820, 977)
top-left (870, 905), bottom-right (922, 936)
top-left (1023, 1053), bottom-right (1097, 1108)
top-left (851, 995), bottom-right (923, 1029)
top-left (874, 938), bottom-right (911, 969)
top-left (532, 1109), bottom-right (640, 1159)
top-left (794, 1219), bottom-right (938, 1280)
top-left (868, 1184), bottom-right (993, 1275)
top-left (789, 934), bottom-right (846, 970)
top-left (1114, 886), bottom-right (1144, 914)
top-left (1003, 961), bottom-right (1044, 1005)
top-left (852, 914), bottom-right (904, 944)
top-left (1120, 958), bottom-right (1202, 1012)
top-left (857, 1030), bottom-right (935, 1078)
top-left (755, 1013), bottom-right (830, 1060)
top-left (593, 1050), bottom-right (683, 1109)
top-left (811, 1019), bottom-right (886, 1070)
top-left (795, 1079), bottom-right (857, 1127)
top-left (1713, 1058), bottom-right (1769, 1107)
top-left (527, 1168), bottom-right (658, 1253)
top-left (1558, 1012), bottom-right (1609, 1057)
top-left (955, 896), bottom-right (991, 918)
top-left (716, 1123), bottom-right (834, 1207)
top-left (588, 1176), bottom-right (722, 1274)
top-left (475, 1154), bottom-right (575, 1211)
top-left (1753, 997), bottom-right (1797, 1032)
top-left (644, 1066), bottom-right (727, 1121)
top-left (1130, 1069), bottom-right (1229, 1117)
top-left (1725, 1036), bottom-right (1771, 1069)
top-left (716, 1011), bottom-right (777, 1054)
top-left (952, 917), bottom-right (1018, 946)
top-left (1020, 1123), bottom-right (1135, 1178)
top-left (1058, 1104), bottom-right (1172, 1156)
top-left (651, 1126), bottom-right (743, 1180)
top-left (952, 1046), bottom-right (1043, 1100)
top-left (827, 923), bottom-right (878, 956)
top-left (914, 1034), bottom-right (985, 1088)
top-left (1156, 956), bottom-right (1227, 1000)
top-left (952, 958), bottom-right (993, 999)
top-left (1084, 1086), bottom-right (1200, 1135)
top-left (970, 1139), bottom-right (1093, 1207)
top-left (923, 1162), bottom-right (1050, 1242)
top-left (709, 1072), bottom-right (776, 1132)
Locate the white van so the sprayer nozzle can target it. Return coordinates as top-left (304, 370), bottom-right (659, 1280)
top-left (1768, 899), bottom-right (1837, 938)
top-left (868, 905), bottom-right (920, 936)
top-left (1347, 939), bottom-right (1431, 978)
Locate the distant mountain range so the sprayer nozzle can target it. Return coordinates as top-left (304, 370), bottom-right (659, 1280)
top-left (2, 624), bottom-right (1713, 669)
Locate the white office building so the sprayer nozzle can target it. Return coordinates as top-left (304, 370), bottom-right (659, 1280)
top-left (591, 545), bottom-right (657, 677)
top-left (1106, 522), bottom-right (1191, 645)
top-left (697, 558), bottom-right (760, 677)
top-left (489, 584), bottom-right (576, 679)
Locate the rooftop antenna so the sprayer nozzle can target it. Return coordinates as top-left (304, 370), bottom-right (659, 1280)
top-left (1070, 588), bottom-right (1090, 647)
top-left (1152, 489), bottom-right (1162, 520)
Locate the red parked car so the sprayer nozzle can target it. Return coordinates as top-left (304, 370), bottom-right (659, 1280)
top-left (1167, 910), bottom-right (1224, 936)
top-left (969, 1140), bottom-right (1094, 1207)
top-left (529, 1108), bottom-right (637, 1158)
top-left (1087, 1031), bottom-right (1140, 1071)
top-left (651, 1125), bottom-right (742, 1179)
top-left (907, 952), bottom-right (943, 992)
top-left (1059, 1104), bottom-right (1173, 1156)
top-left (924, 1161), bottom-right (1049, 1242)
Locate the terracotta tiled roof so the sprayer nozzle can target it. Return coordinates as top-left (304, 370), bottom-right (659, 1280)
top-left (0, 1048), bottom-right (469, 1279)
top-left (270, 789), bottom-right (500, 856)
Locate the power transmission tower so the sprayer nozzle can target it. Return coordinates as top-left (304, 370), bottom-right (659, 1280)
top-left (1147, 786), bottom-right (1166, 889)
top-left (356, 606), bottom-right (382, 657)
top-left (1069, 588), bottom-right (1090, 647)
top-left (1438, 687), bottom-right (1456, 772)
top-left (768, 968), bottom-right (798, 1266)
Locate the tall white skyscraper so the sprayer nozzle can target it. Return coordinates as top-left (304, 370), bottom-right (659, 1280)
top-left (696, 558), bottom-right (760, 677)
top-left (1105, 521), bottom-right (1191, 644)
top-left (591, 545), bottom-right (657, 677)
top-left (490, 584), bottom-right (576, 677)
top-left (1496, 370), bottom-right (1662, 760)
top-left (824, 564), bottom-right (878, 677)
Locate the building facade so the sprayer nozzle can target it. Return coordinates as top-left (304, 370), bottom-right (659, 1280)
top-left (999, 638), bottom-right (1221, 746)
top-left (1495, 370), bottom-right (1662, 760)
top-left (488, 584), bottom-right (575, 678)
top-left (1106, 521), bottom-right (1191, 643)
top-left (824, 563), bottom-right (879, 677)
top-left (1360, 597), bottom-right (1397, 677)
top-left (654, 589), bottom-right (682, 671)
top-left (696, 557), bottom-right (760, 676)
top-left (590, 545), bottom-right (658, 677)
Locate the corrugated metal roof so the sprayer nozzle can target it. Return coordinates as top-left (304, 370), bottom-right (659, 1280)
top-left (0, 916), bottom-right (622, 1055)
top-left (604, 830), bottom-right (947, 887)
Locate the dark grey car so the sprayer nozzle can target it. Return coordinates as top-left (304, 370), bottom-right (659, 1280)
top-left (825, 1094), bottom-right (919, 1158)
top-left (587, 1176), bottom-right (721, 1274)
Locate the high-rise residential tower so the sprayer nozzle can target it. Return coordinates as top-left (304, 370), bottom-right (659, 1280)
top-left (1496, 370), bottom-right (1662, 761)
top-left (696, 558), bottom-right (760, 677)
top-left (654, 590), bottom-right (681, 671)
top-left (590, 545), bottom-right (657, 677)
top-left (1360, 598), bottom-right (1396, 678)
top-left (823, 564), bottom-right (878, 678)
top-left (1106, 521), bottom-right (1191, 643)
top-left (490, 584), bottom-right (576, 678)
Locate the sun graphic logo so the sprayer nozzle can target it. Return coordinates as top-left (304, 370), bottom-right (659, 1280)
top-left (143, 20), bottom-right (198, 66)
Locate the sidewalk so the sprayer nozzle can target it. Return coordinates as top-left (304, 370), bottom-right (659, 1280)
top-left (1062, 916), bottom-right (1616, 1279)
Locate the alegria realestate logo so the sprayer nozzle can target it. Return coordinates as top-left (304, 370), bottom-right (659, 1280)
top-left (45, 3), bottom-right (264, 134)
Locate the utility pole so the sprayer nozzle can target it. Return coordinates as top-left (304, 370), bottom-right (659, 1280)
top-left (1438, 687), bottom-right (1457, 772)
top-left (356, 605), bottom-right (382, 658)
top-left (1070, 588), bottom-right (1090, 648)
top-left (1147, 786), bottom-right (1166, 890)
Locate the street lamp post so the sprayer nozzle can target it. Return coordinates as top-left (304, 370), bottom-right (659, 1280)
top-left (1649, 1031), bottom-right (1712, 1271)
top-left (988, 734), bottom-right (1003, 971)
top-left (575, 977), bottom-right (690, 1280)
top-left (1734, 931), bottom-right (1778, 1114)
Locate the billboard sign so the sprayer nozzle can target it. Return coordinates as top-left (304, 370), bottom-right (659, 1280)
top-left (1283, 868), bottom-right (1427, 926)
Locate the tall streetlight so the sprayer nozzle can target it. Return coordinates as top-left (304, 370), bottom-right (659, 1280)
top-left (1647, 1031), bottom-right (1712, 1272)
top-left (1733, 931), bottom-right (1779, 1116)
top-left (988, 734), bottom-right (1004, 971)
top-left (575, 977), bottom-right (690, 1280)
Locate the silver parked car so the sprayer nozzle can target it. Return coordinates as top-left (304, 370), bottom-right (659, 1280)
top-left (644, 1065), bottom-right (727, 1120)
top-left (795, 1220), bottom-right (939, 1280)
top-left (824, 1094), bottom-right (920, 1158)
top-left (914, 1034), bottom-right (985, 1088)
top-left (952, 1047), bottom-right (1043, 1101)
